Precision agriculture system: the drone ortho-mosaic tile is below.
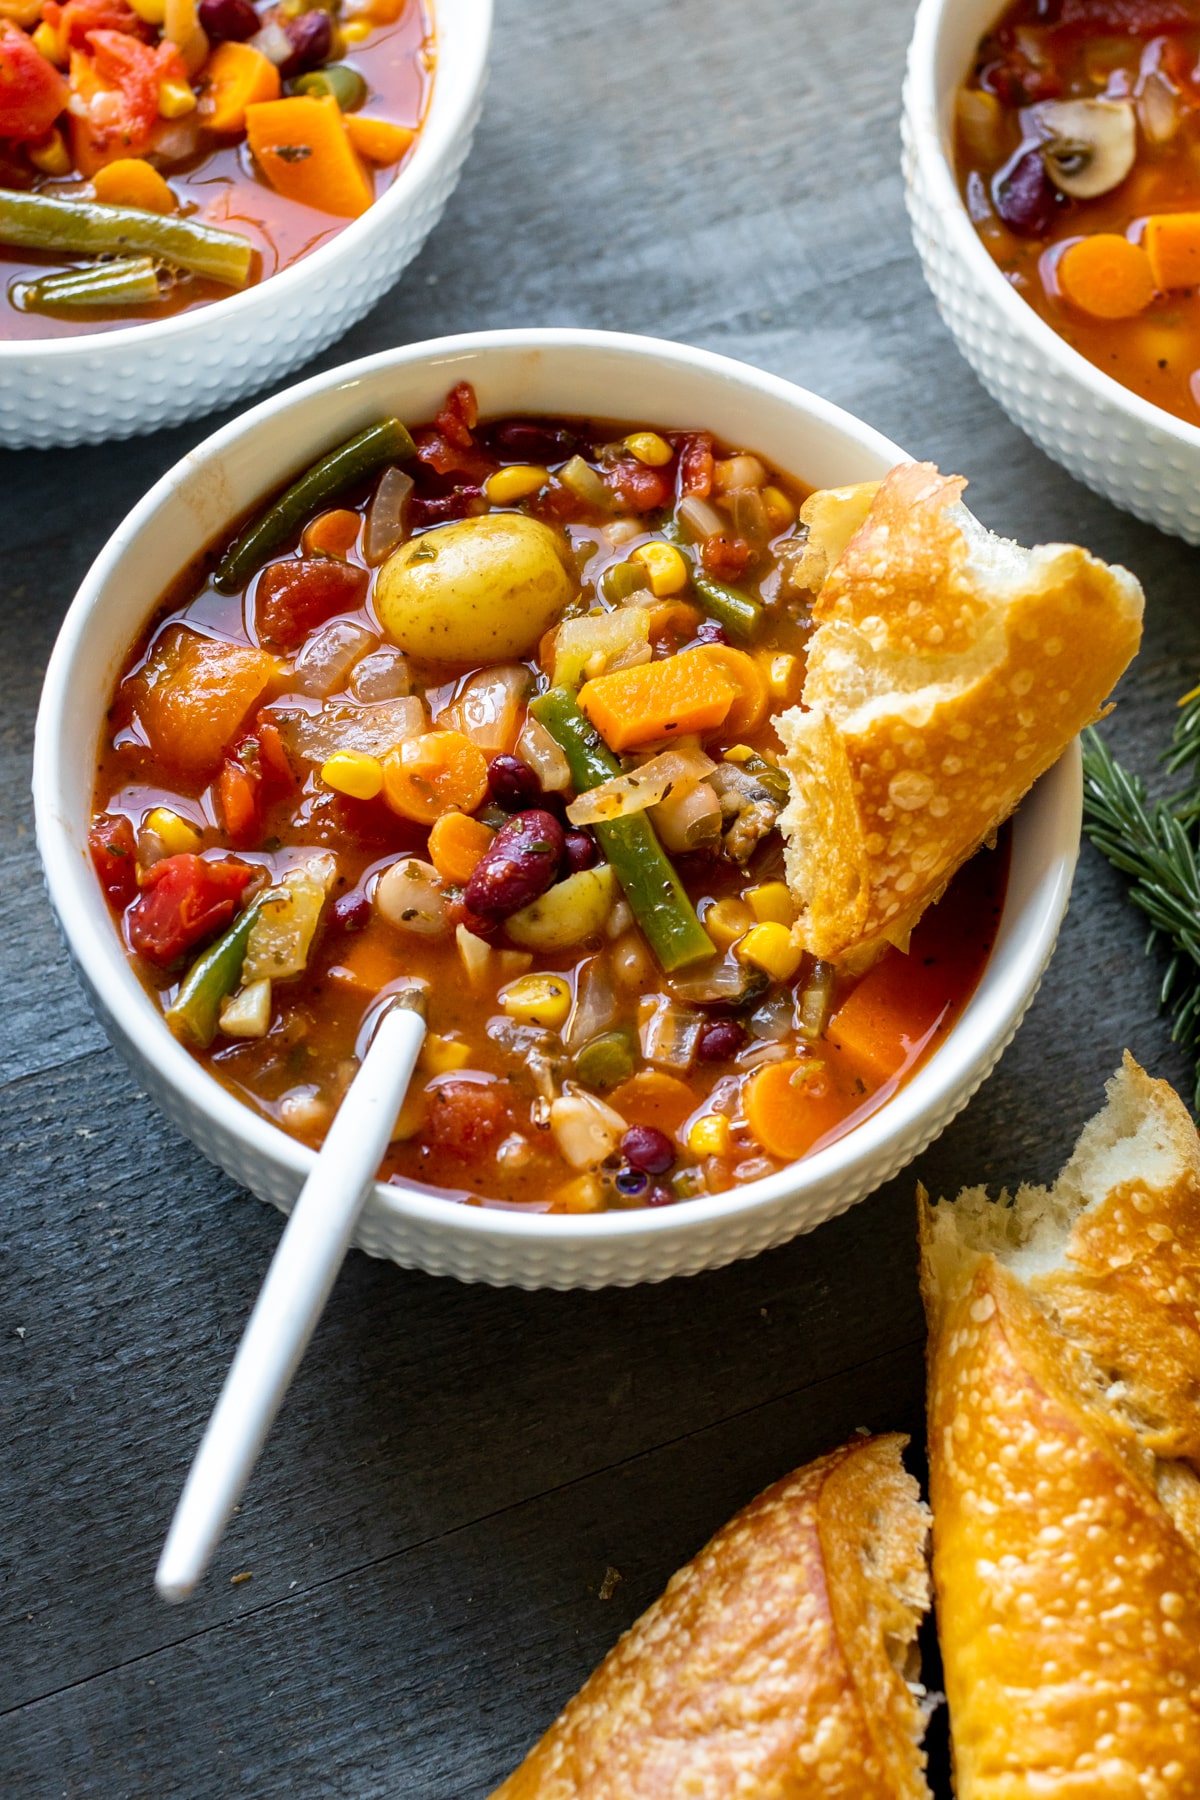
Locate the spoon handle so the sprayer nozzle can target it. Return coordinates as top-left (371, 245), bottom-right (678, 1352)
top-left (155, 998), bottom-right (426, 1602)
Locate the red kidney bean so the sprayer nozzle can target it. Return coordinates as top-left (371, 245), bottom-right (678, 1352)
top-left (409, 487), bottom-right (487, 530)
top-left (696, 1019), bottom-right (746, 1062)
top-left (993, 147), bottom-right (1060, 237)
top-left (692, 620), bottom-right (728, 646)
top-left (563, 829), bottom-right (598, 874)
top-left (490, 420), bottom-right (577, 463)
top-left (279, 8), bottom-right (332, 76)
top-left (620, 1124), bottom-right (675, 1176)
top-left (198, 0), bottom-right (258, 39)
top-left (464, 809), bottom-right (564, 920)
top-left (487, 754), bottom-right (542, 811)
top-left (330, 891), bottom-right (370, 933)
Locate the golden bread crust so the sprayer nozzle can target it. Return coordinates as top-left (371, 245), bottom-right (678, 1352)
top-left (922, 1253), bottom-right (1200, 1800)
top-left (489, 1436), bottom-right (931, 1800)
top-left (778, 463), bottom-right (1144, 964)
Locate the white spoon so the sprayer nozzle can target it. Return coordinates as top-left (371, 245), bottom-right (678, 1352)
top-left (155, 984), bottom-right (428, 1603)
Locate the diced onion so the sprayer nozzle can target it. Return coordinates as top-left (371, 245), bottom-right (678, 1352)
top-left (553, 607), bottom-right (650, 689)
top-left (567, 745), bottom-right (715, 827)
top-left (639, 995), bottom-right (703, 1072)
top-left (516, 713), bottom-right (571, 792)
top-left (272, 695), bottom-right (427, 763)
top-left (439, 663), bottom-right (531, 756)
top-left (677, 494), bottom-right (725, 540)
top-left (250, 19), bottom-right (292, 62)
top-left (559, 455), bottom-right (611, 511)
top-left (348, 646), bottom-right (412, 704)
top-left (565, 955), bottom-right (618, 1052)
top-left (364, 466), bottom-right (414, 566)
top-left (294, 621), bottom-right (377, 699)
top-left (798, 960), bottom-right (836, 1041)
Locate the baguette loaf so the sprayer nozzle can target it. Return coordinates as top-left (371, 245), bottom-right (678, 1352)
top-left (777, 465), bottom-right (1144, 968)
top-left (920, 1056), bottom-right (1200, 1800)
top-left (490, 1435), bottom-right (932, 1800)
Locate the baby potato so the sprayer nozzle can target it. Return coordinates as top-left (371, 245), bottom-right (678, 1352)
top-left (375, 514), bottom-right (575, 661)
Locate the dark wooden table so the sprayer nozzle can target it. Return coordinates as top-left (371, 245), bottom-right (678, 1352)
top-left (3, 0), bottom-right (1197, 1792)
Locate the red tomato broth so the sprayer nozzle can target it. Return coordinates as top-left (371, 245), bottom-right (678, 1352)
top-left (90, 393), bottom-right (1008, 1214)
top-left (0, 2), bottom-right (430, 338)
top-left (954, 0), bottom-right (1200, 424)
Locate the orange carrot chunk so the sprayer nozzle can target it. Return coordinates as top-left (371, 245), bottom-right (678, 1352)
top-left (1145, 211), bottom-right (1200, 293)
top-left (329, 932), bottom-right (406, 994)
top-left (1057, 234), bottom-right (1155, 320)
top-left (743, 1059), bottom-right (848, 1163)
top-left (606, 1070), bottom-right (696, 1136)
top-left (92, 157), bottom-right (177, 214)
top-left (694, 643), bottom-right (769, 735)
top-left (826, 951), bottom-right (952, 1086)
top-left (343, 114), bottom-right (414, 166)
top-left (301, 507), bottom-right (361, 558)
top-left (200, 42), bottom-right (280, 135)
top-left (427, 810), bottom-right (496, 884)
top-left (579, 647), bottom-right (736, 752)
top-left (134, 629), bottom-right (277, 781)
top-left (381, 730), bottom-right (489, 824)
top-left (245, 95), bottom-right (373, 218)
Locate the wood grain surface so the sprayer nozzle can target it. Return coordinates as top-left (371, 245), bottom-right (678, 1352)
top-left (2, 0), bottom-right (1197, 1793)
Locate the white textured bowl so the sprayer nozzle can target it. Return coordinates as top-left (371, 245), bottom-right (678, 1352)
top-left (0, 0), bottom-right (490, 449)
top-left (33, 328), bottom-right (1081, 1288)
top-left (904, 0), bottom-right (1200, 542)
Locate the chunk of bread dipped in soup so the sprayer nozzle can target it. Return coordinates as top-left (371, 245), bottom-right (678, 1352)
top-left (777, 463), bottom-right (1144, 970)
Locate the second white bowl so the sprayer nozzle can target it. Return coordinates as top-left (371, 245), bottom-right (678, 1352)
top-left (903, 0), bottom-right (1200, 543)
top-left (33, 328), bottom-right (1081, 1288)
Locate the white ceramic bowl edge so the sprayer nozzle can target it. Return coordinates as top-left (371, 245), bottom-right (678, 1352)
top-left (903, 0), bottom-right (1200, 542)
top-left (33, 329), bottom-right (1082, 1288)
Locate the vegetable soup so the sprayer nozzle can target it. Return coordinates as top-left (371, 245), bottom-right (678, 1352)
top-left (0, 0), bottom-right (429, 335)
top-left (90, 383), bottom-right (1007, 1214)
top-left (955, 0), bottom-right (1200, 425)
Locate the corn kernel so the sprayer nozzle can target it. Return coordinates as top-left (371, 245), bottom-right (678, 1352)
top-left (555, 1173), bottom-right (605, 1213)
top-left (341, 18), bottom-right (371, 41)
top-left (687, 1113), bottom-right (733, 1158)
top-left (497, 949), bottom-right (534, 979)
top-left (625, 431), bottom-right (673, 467)
top-left (28, 126), bottom-right (71, 174)
top-left (762, 484), bottom-right (797, 531)
top-left (747, 881), bottom-right (794, 927)
top-left (126, 0), bottom-right (167, 20)
top-left (736, 921), bottom-right (803, 982)
top-left (321, 751), bottom-right (384, 800)
top-left (704, 896), bottom-right (755, 952)
top-left (31, 21), bottom-right (66, 63)
top-left (631, 540), bottom-right (688, 597)
top-left (500, 972), bottom-right (572, 1030)
top-left (485, 464), bottom-right (548, 504)
top-left (421, 1033), bottom-right (471, 1075)
top-left (145, 806), bottom-right (203, 856)
top-left (158, 78), bottom-right (197, 118)
top-left (393, 1084), bottom-right (428, 1141)
top-left (763, 657), bottom-right (798, 706)
top-left (724, 743), bottom-right (754, 764)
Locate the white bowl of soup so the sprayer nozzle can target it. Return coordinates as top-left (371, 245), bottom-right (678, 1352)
top-left (32, 328), bottom-right (1081, 1289)
top-left (0, 0), bottom-right (490, 448)
top-left (904, 0), bottom-right (1200, 542)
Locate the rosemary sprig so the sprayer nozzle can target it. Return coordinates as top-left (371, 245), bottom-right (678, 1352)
top-left (1082, 686), bottom-right (1200, 1109)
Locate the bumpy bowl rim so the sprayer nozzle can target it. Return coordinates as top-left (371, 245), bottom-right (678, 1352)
top-left (0, 0), bottom-right (492, 364)
top-left (33, 327), bottom-right (1081, 1253)
top-left (905, 0), bottom-right (1200, 452)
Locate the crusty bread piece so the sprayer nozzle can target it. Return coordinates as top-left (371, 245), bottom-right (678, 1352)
top-left (919, 1056), bottom-right (1200, 1800)
top-left (777, 464), bottom-right (1144, 967)
top-left (490, 1435), bottom-right (932, 1800)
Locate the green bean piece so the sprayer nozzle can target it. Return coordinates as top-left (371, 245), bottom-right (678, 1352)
top-left (530, 687), bottom-right (715, 973)
top-left (18, 256), bottom-right (162, 314)
top-left (213, 417), bottom-right (417, 593)
top-left (166, 889), bottom-right (282, 1050)
top-left (292, 64), bottom-right (367, 109)
top-left (663, 518), bottom-right (762, 641)
top-left (575, 1030), bottom-right (637, 1090)
top-left (0, 189), bottom-right (253, 288)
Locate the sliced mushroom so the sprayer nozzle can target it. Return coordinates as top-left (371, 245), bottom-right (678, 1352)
top-left (1034, 98), bottom-right (1136, 200)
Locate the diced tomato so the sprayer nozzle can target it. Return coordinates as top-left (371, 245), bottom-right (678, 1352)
top-left (606, 458), bottom-right (672, 513)
top-left (127, 853), bottom-right (253, 964)
top-left (1056, 0), bottom-right (1192, 32)
top-left (253, 557), bottom-right (369, 650)
top-left (89, 813), bottom-right (138, 908)
top-left (0, 21), bottom-right (68, 141)
top-left (69, 28), bottom-right (186, 168)
top-left (421, 1077), bottom-right (509, 1159)
top-left (217, 755), bottom-right (261, 847)
top-left (44, 0), bottom-right (149, 52)
top-left (255, 717), bottom-right (297, 796)
top-left (679, 432), bottom-right (715, 499)
top-left (701, 531), bottom-right (752, 580)
top-left (434, 380), bottom-right (478, 449)
top-left (412, 425), bottom-right (494, 483)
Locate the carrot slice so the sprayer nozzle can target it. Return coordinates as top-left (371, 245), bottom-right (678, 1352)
top-left (694, 644), bottom-right (769, 735)
top-left (200, 41), bottom-right (280, 135)
top-left (1145, 211), bottom-right (1200, 293)
top-left (579, 647), bottom-right (736, 752)
top-left (329, 932), bottom-right (406, 994)
top-left (92, 157), bottom-right (176, 214)
top-left (245, 95), bottom-right (373, 218)
top-left (1058, 234), bottom-right (1155, 320)
top-left (743, 1059), bottom-right (848, 1162)
top-left (381, 730), bottom-right (489, 824)
top-left (301, 507), bottom-right (361, 558)
top-left (343, 114), bottom-right (414, 165)
top-left (427, 810), bottom-right (495, 883)
top-left (826, 952), bottom-right (951, 1085)
top-left (606, 1070), bottom-right (696, 1136)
